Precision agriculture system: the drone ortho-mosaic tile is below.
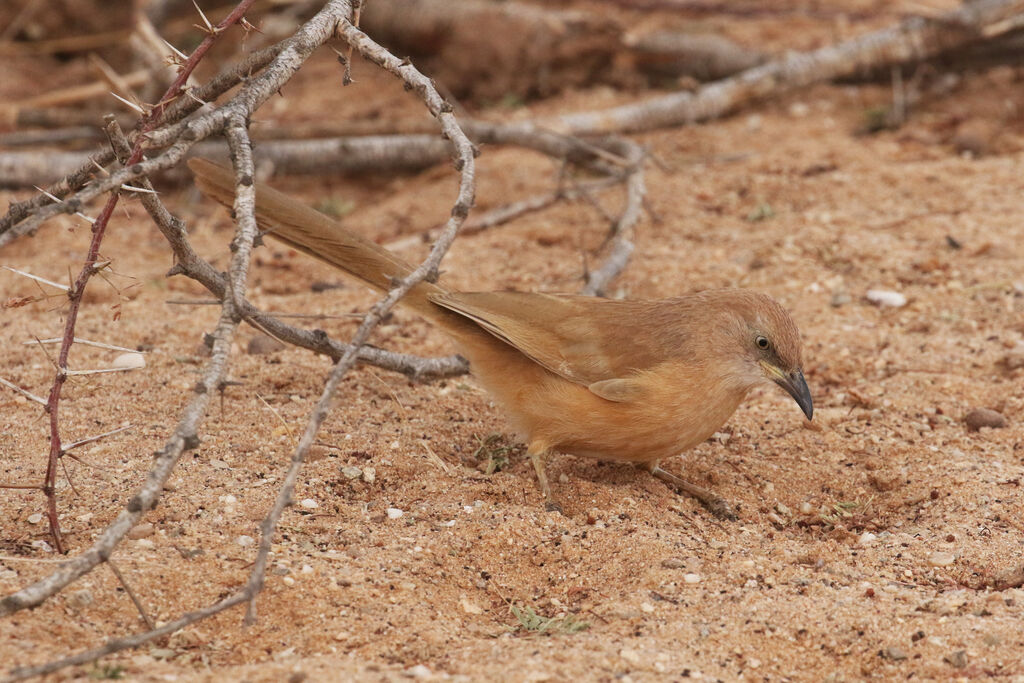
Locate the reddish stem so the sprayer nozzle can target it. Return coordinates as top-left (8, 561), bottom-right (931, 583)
top-left (40, 0), bottom-right (257, 554)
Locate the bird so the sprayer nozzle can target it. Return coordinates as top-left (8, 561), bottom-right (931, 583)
top-left (189, 158), bottom-right (812, 519)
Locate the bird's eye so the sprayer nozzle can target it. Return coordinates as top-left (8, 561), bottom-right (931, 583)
top-left (755, 335), bottom-right (770, 350)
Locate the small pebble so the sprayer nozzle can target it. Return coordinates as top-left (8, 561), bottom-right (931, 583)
top-left (386, 507), bottom-right (404, 519)
top-left (928, 551), bottom-right (956, 567)
top-left (620, 648), bottom-right (641, 664)
top-left (300, 498), bottom-right (318, 509)
top-left (661, 558), bottom-right (687, 569)
top-left (112, 352), bottom-right (146, 369)
top-left (683, 573), bottom-right (701, 584)
top-left (362, 466), bottom-right (376, 484)
top-left (127, 523), bottom-right (155, 540)
top-left (236, 535), bottom-right (255, 547)
top-left (340, 466), bottom-right (363, 480)
top-left (135, 538), bottom-right (155, 550)
top-left (859, 532), bottom-right (877, 546)
top-left (67, 589), bottom-right (94, 609)
top-left (246, 334), bottom-right (285, 355)
top-left (830, 291), bottom-right (851, 307)
top-left (944, 650), bottom-right (968, 669)
top-left (282, 576), bottom-right (295, 586)
top-left (27, 513), bottom-right (43, 525)
top-left (407, 665), bottom-right (432, 679)
top-left (209, 458), bottom-right (229, 470)
top-left (799, 502), bottom-right (813, 515)
top-left (30, 540), bottom-right (53, 552)
top-left (884, 646), bottom-right (908, 661)
top-left (964, 408), bottom-right (1007, 431)
top-left (301, 564), bottom-right (313, 575)
top-left (866, 289), bottom-right (907, 308)
top-left (641, 602), bottom-right (655, 613)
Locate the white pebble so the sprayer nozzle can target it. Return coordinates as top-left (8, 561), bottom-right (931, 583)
top-left (30, 540), bottom-right (53, 552)
top-left (362, 466), bottom-right (376, 484)
top-left (859, 532), bottom-right (877, 546)
top-left (929, 551), bottom-right (956, 567)
top-left (301, 564), bottom-right (314, 575)
top-left (866, 289), bottom-right (907, 308)
top-left (282, 576), bottom-right (295, 586)
top-left (386, 507), bottom-right (404, 519)
top-left (407, 664), bottom-right (432, 679)
top-left (236, 535), bottom-right (255, 547)
top-left (135, 539), bottom-right (155, 550)
top-left (27, 513), bottom-right (43, 524)
top-left (112, 352), bottom-right (146, 369)
top-left (683, 573), bottom-right (701, 584)
top-left (300, 498), bottom-right (318, 509)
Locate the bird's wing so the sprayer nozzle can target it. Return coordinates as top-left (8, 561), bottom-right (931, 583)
top-left (428, 291), bottom-right (674, 390)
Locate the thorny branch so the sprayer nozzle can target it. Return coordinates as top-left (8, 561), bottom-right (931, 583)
top-left (2, 0), bottom-right (479, 677)
top-left (0, 0), bottom-right (342, 619)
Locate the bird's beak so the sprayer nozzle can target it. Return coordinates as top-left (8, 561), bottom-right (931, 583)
top-left (762, 363), bottom-right (813, 420)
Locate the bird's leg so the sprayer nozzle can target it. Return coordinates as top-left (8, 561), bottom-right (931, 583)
top-left (648, 463), bottom-right (737, 521)
top-left (527, 445), bottom-right (561, 513)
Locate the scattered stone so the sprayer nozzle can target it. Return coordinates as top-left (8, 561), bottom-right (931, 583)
top-left (928, 551), bottom-right (956, 568)
top-left (66, 589), bottom-right (94, 610)
top-left (209, 458), bottom-right (229, 469)
top-left (661, 558), bottom-right (687, 569)
top-left (386, 507), bottom-right (404, 519)
top-left (964, 408), bottom-right (1007, 431)
top-left (944, 650), bottom-right (968, 668)
top-left (866, 289), bottom-right (907, 308)
top-left (282, 576), bottom-right (295, 586)
top-left (859, 532), bottom-right (877, 546)
top-left (247, 334), bottom-right (285, 355)
top-left (830, 291), bottom-right (851, 307)
top-left (236, 535), bottom-right (255, 547)
top-left (300, 498), bottom-right (319, 509)
top-left (460, 597), bottom-right (484, 615)
top-left (112, 352), bottom-right (146, 369)
top-left (26, 513), bottom-right (42, 525)
top-left (407, 665), bottom-right (432, 679)
top-left (799, 501), bottom-right (813, 515)
top-left (127, 523), bottom-right (155, 540)
top-left (362, 466), bottom-right (376, 484)
top-left (135, 538), bottom-right (155, 550)
top-left (30, 540), bottom-right (53, 552)
top-left (340, 466), bottom-right (363, 480)
top-left (641, 602), bottom-right (655, 614)
top-left (683, 573), bottom-right (701, 584)
top-left (884, 646), bottom-right (908, 661)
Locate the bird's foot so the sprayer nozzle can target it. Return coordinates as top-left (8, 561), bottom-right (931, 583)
top-left (649, 465), bottom-right (737, 521)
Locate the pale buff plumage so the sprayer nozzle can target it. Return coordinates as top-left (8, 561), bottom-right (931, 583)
top-left (189, 158), bottom-right (812, 519)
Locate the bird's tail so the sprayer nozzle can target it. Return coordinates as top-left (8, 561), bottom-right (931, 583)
top-left (188, 158), bottom-right (447, 321)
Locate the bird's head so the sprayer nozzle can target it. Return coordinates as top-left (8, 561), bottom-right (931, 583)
top-left (710, 290), bottom-right (813, 420)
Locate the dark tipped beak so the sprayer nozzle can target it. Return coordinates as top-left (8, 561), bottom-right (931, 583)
top-left (774, 369), bottom-right (813, 420)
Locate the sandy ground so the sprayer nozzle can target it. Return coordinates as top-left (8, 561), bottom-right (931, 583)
top-left (2, 2), bottom-right (1024, 681)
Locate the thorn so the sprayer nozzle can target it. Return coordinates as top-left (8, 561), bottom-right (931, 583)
top-left (184, 88), bottom-right (207, 106)
top-left (163, 38), bottom-right (188, 61)
top-left (120, 184), bottom-right (158, 194)
top-left (240, 17), bottom-right (262, 34)
top-left (192, 0), bottom-right (214, 33)
top-left (110, 91), bottom-right (147, 115)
